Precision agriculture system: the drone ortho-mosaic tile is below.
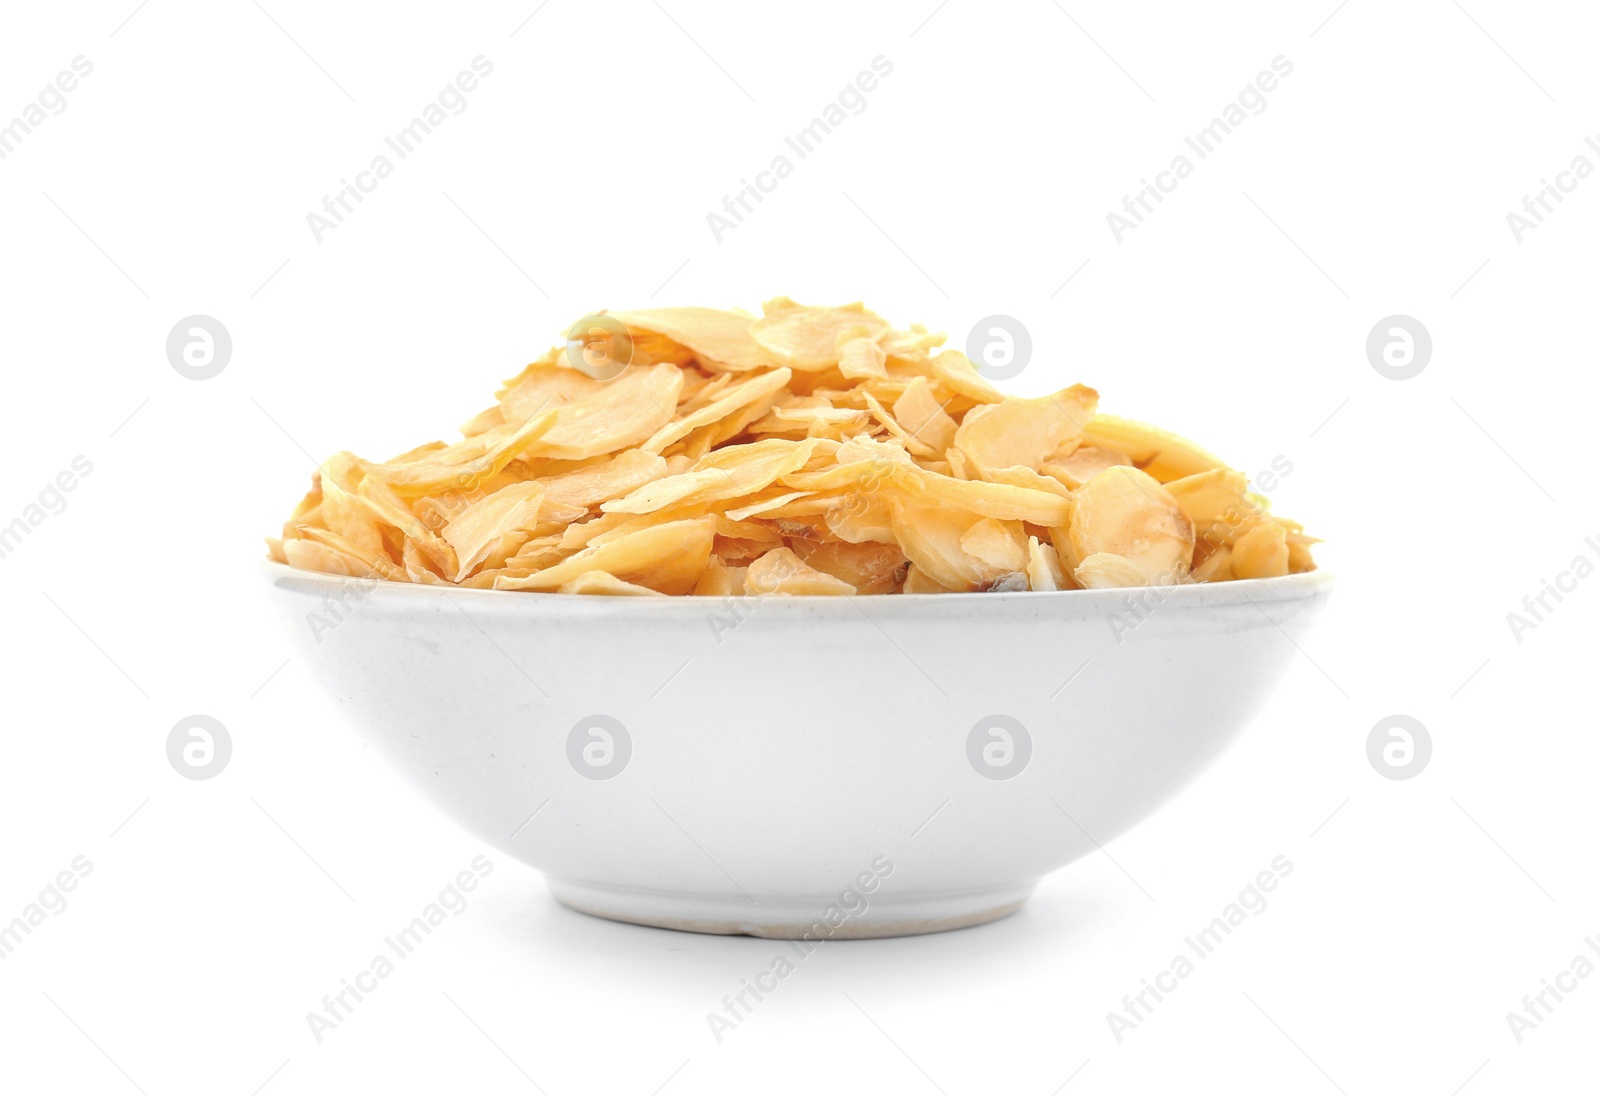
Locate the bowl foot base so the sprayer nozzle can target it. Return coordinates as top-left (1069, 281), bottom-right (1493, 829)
top-left (547, 877), bottom-right (1036, 939)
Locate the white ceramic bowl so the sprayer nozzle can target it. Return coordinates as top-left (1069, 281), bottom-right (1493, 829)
top-left (264, 561), bottom-right (1332, 938)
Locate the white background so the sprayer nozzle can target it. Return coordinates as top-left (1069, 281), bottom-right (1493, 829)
top-left (1, 1), bottom-right (1595, 1093)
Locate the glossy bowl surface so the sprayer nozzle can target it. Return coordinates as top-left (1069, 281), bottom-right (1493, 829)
top-left (264, 561), bottom-right (1333, 937)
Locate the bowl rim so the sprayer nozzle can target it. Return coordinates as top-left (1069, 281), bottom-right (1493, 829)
top-left (261, 557), bottom-right (1334, 614)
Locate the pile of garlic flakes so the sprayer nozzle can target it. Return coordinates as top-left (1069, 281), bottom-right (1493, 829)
top-left (269, 299), bottom-right (1316, 595)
